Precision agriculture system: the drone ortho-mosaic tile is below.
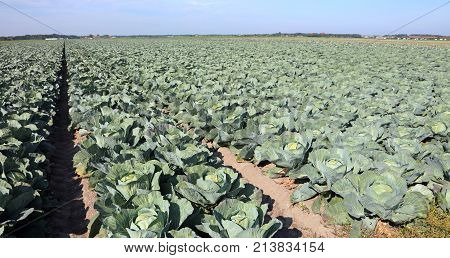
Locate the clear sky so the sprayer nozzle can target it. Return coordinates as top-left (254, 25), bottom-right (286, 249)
top-left (1, 0), bottom-right (449, 36)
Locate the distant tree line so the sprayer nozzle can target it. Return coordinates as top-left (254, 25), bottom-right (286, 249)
top-left (272, 32), bottom-right (363, 38)
top-left (382, 34), bottom-right (449, 40)
top-left (0, 34), bottom-right (80, 40)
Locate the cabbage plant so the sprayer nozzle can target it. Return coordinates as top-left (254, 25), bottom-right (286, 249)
top-left (197, 199), bottom-right (282, 238)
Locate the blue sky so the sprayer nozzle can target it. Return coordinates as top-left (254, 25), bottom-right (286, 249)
top-left (1, 0), bottom-right (449, 36)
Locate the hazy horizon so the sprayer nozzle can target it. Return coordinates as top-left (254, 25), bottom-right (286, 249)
top-left (1, 0), bottom-right (449, 37)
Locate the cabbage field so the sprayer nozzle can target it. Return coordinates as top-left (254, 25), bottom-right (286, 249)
top-left (1, 38), bottom-right (449, 238)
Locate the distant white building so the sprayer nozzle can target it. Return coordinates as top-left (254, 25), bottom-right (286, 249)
top-left (45, 38), bottom-right (58, 41)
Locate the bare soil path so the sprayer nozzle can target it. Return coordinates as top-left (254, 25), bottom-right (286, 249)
top-left (218, 147), bottom-right (337, 238)
top-left (46, 46), bottom-right (96, 237)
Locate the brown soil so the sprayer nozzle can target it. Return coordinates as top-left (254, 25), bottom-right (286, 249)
top-left (374, 221), bottom-right (398, 238)
top-left (70, 177), bottom-right (97, 238)
top-left (218, 147), bottom-right (338, 238)
top-left (73, 129), bottom-right (97, 237)
top-left (273, 177), bottom-right (297, 190)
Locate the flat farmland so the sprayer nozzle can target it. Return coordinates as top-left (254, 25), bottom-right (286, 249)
top-left (1, 37), bottom-right (448, 238)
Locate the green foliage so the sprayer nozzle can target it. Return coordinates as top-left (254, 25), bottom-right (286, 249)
top-left (0, 42), bottom-right (60, 236)
top-left (67, 38), bottom-right (448, 238)
top-left (6, 37), bottom-right (447, 238)
top-left (68, 42), bottom-right (282, 237)
top-left (198, 199), bottom-right (282, 238)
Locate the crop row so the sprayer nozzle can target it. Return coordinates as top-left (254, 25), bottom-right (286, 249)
top-left (0, 42), bottom-right (61, 237)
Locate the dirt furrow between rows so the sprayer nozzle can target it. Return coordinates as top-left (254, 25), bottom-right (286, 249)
top-left (46, 46), bottom-right (96, 238)
top-left (218, 147), bottom-right (337, 238)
